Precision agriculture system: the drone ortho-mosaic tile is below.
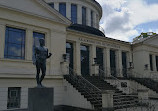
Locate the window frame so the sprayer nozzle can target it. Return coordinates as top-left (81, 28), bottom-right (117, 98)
top-left (71, 4), bottom-right (77, 24)
top-left (82, 7), bottom-right (87, 25)
top-left (7, 87), bottom-right (21, 109)
top-left (4, 26), bottom-right (26, 60)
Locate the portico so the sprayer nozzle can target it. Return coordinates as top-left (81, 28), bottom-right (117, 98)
top-left (66, 28), bottom-right (131, 78)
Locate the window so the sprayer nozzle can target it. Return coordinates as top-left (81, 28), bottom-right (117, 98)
top-left (49, 3), bottom-right (54, 8)
top-left (156, 56), bottom-right (158, 71)
top-left (7, 87), bottom-right (21, 109)
top-left (33, 32), bottom-right (45, 47)
top-left (82, 7), bottom-right (86, 25)
top-left (59, 3), bottom-right (66, 17)
top-left (4, 27), bottom-right (25, 59)
top-left (91, 11), bottom-right (94, 27)
top-left (33, 32), bottom-right (45, 55)
top-left (150, 54), bottom-right (153, 71)
top-left (71, 4), bottom-right (77, 23)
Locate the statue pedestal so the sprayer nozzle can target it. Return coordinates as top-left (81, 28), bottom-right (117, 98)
top-left (28, 87), bottom-right (54, 111)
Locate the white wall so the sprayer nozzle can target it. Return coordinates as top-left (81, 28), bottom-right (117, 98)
top-left (63, 80), bottom-right (93, 109)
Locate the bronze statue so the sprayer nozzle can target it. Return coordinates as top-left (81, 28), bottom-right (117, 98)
top-left (33, 38), bottom-right (52, 87)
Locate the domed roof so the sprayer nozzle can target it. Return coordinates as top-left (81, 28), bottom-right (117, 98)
top-left (67, 24), bottom-right (105, 37)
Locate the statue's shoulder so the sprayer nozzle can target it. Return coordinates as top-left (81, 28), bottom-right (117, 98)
top-left (35, 46), bottom-right (40, 50)
top-left (44, 46), bottom-right (48, 50)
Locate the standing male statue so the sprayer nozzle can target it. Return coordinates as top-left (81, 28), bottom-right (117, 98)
top-left (33, 38), bottom-right (52, 87)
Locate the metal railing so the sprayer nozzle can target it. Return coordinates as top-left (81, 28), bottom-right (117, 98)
top-left (67, 67), bottom-right (102, 109)
top-left (129, 70), bottom-right (158, 81)
top-left (99, 69), bottom-right (138, 94)
top-left (98, 68), bottom-right (139, 109)
top-left (128, 70), bottom-right (158, 93)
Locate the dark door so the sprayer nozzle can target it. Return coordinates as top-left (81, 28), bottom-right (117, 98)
top-left (122, 52), bottom-right (127, 78)
top-left (96, 47), bottom-right (104, 76)
top-left (156, 56), bottom-right (158, 71)
top-left (81, 45), bottom-right (89, 76)
top-left (66, 42), bottom-right (73, 70)
top-left (110, 50), bottom-right (116, 77)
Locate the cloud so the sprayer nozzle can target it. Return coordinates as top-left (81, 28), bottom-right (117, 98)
top-left (156, 29), bottom-right (158, 33)
top-left (96, 0), bottom-right (158, 42)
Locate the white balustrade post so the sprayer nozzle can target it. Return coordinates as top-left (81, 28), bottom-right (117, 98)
top-left (102, 90), bottom-right (115, 111)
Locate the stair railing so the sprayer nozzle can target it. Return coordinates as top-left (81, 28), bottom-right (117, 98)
top-left (99, 69), bottom-right (138, 94)
top-left (129, 69), bottom-right (158, 81)
top-left (99, 69), bottom-right (139, 109)
top-left (129, 70), bottom-right (158, 93)
top-left (67, 67), bottom-right (102, 108)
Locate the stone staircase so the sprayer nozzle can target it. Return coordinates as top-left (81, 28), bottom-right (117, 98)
top-left (84, 76), bottom-right (138, 109)
top-left (64, 74), bottom-right (138, 110)
top-left (131, 78), bottom-right (158, 93)
top-left (64, 75), bottom-right (102, 110)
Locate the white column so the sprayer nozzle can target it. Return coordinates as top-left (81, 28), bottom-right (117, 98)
top-left (77, 4), bottom-right (82, 24)
top-left (87, 8), bottom-right (91, 26)
top-left (90, 45), bottom-right (96, 75)
top-left (54, 2), bottom-right (59, 11)
top-left (105, 48), bottom-right (110, 77)
top-left (25, 29), bottom-right (33, 61)
top-left (66, 2), bottom-right (71, 20)
top-left (93, 13), bottom-right (97, 28)
top-left (102, 90), bottom-right (115, 110)
top-left (117, 50), bottom-right (123, 77)
top-left (153, 55), bottom-right (157, 72)
top-left (0, 24), bottom-right (5, 59)
top-left (96, 14), bottom-right (99, 29)
top-left (137, 89), bottom-right (149, 104)
top-left (74, 41), bottom-right (81, 75)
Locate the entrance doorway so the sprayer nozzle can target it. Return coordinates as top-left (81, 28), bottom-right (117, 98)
top-left (96, 47), bottom-right (104, 76)
top-left (80, 45), bottom-right (89, 76)
top-left (110, 50), bottom-right (116, 77)
top-left (122, 52), bottom-right (127, 77)
top-left (66, 42), bottom-right (73, 70)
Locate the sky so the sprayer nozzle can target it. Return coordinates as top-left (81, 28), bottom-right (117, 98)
top-left (96, 0), bottom-right (158, 42)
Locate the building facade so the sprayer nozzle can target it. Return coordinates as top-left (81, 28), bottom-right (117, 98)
top-left (0, 0), bottom-right (158, 110)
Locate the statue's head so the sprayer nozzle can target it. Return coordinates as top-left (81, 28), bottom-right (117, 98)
top-left (39, 38), bottom-right (45, 46)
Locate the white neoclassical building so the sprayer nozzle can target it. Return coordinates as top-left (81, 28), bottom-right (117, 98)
top-left (0, 0), bottom-right (158, 111)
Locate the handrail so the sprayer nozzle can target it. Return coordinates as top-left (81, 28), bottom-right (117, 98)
top-left (69, 67), bottom-right (102, 92)
top-left (99, 69), bottom-right (138, 94)
top-left (67, 67), bottom-right (102, 107)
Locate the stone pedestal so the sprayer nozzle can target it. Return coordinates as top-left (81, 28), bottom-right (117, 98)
top-left (28, 88), bottom-right (54, 111)
top-left (92, 64), bottom-right (99, 76)
top-left (60, 61), bottom-right (69, 75)
top-left (102, 90), bottom-right (115, 111)
top-left (137, 89), bottom-right (149, 105)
